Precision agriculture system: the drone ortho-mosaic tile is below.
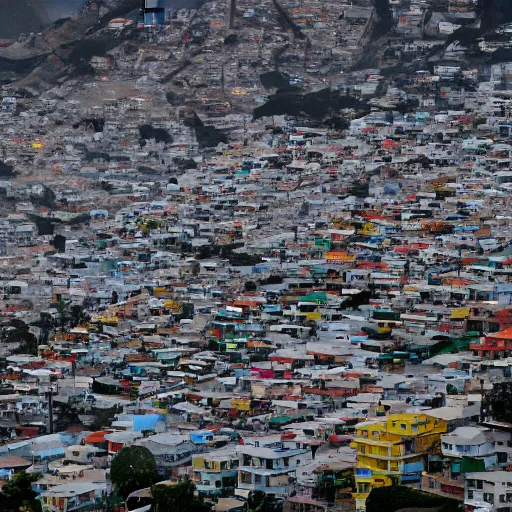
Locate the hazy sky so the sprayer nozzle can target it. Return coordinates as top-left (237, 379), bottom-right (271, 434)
top-left (1, 0), bottom-right (84, 39)
top-left (44, 0), bottom-right (86, 21)
top-left (1, 0), bottom-right (208, 39)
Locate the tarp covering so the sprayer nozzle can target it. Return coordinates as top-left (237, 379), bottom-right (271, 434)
top-left (133, 414), bottom-right (166, 431)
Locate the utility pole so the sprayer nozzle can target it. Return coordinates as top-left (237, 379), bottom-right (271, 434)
top-left (229, 0), bottom-right (236, 29)
top-left (45, 389), bottom-right (54, 434)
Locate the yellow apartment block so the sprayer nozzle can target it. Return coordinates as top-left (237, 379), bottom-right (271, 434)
top-left (351, 413), bottom-right (448, 510)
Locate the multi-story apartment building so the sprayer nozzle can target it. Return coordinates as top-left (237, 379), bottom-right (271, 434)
top-left (442, 426), bottom-right (512, 470)
top-left (192, 447), bottom-right (239, 497)
top-left (237, 436), bottom-right (313, 496)
top-left (351, 413), bottom-right (447, 508)
top-left (135, 434), bottom-right (197, 478)
top-left (465, 471), bottom-right (512, 512)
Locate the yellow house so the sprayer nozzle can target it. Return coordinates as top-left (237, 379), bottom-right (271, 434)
top-left (192, 447), bottom-right (239, 496)
top-left (357, 222), bottom-right (376, 236)
top-left (351, 413), bottom-right (447, 509)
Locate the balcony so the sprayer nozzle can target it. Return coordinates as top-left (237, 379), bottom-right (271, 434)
top-left (238, 483), bottom-right (290, 495)
top-left (418, 474), bottom-right (464, 501)
top-left (465, 499), bottom-right (493, 509)
top-left (67, 498), bottom-right (104, 512)
top-left (196, 483), bottom-right (223, 495)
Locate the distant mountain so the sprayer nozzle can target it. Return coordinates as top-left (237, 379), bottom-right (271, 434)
top-left (1, 0), bottom-right (207, 40)
top-left (0, 0), bottom-right (211, 89)
top-left (1, 0), bottom-right (46, 39)
top-left (1, 0), bottom-right (85, 39)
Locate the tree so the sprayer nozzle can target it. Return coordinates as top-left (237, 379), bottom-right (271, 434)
top-left (151, 480), bottom-right (210, 512)
top-left (365, 486), bottom-right (461, 512)
top-left (339, 289), bottom-right (371, 309)
top-left (191, 260), bottom-right (201, 277)
top-left (138, 124), bottom-right (173, 144)
top-left (248, 491), bottom-right (282, 512)
top-left (89, 405), bottom-right (119, 432)
top-left (260, 275), bottom-right (283, 285)
top-left (70, 304), bottom-right (89, 328)
top-left (56, 297), bottom-right (69, 332)
top-left (111, 446), bottom-right (159, 499)
top-left (53, 234), bottom-right (66, 253)
top-left (37, 312), bottom-right (54, 344)
top-left (30, 185), bottom-right (56, 209)
top-left (244, 280), bottom-right (257, 292)
top-left (111, 290), bottom-right (119, 304)
top-left (228, 252), bottom-right (263, 266)
top-left (0, 471), bottom-right (41, 512)
top-left (484, 382), bottom-right (512, 422)
top-left (6, 319), bottom-right (38, 355)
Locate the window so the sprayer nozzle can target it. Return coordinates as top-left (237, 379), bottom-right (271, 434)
top-left (377, 460), bottom-right (387, 470)
top-left (358, 483), bottom-right (371, 494)
top-left (477, 481), bottom-right (484, 490)
top-left (468, 491), bottom-right (474, 500)
top-left (372, 431), bottom-right (379, 438)
top-left (501, 495), bottom-right (506, 503)
top-left (484, 493), bottom-right (494, 505)
top-left (400, 424), bottom-right (407, 430)
top-left (360, 446), bottom-right (366, 455)
top-left (72, 451), bottom-right (80, 457)
top-left (456, 445), bottom-right (464, 453)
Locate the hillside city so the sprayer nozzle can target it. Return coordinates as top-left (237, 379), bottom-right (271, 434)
top-left (1, 0), bottom-right (512, 512)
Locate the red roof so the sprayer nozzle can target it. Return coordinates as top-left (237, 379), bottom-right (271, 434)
top-left (85, 430), bottom-right (112, 444)
top-left (3, 306), bottom-right (29, 313)
top-left (487, 327), bottom-right (512, 341)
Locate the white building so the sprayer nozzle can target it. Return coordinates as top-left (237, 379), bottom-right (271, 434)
top-left (237, 436), bottom-right (312, 496)
top-left (441, 426), bottom-right (504, 468)
top-left (465, 471), bottom-right (512, 512)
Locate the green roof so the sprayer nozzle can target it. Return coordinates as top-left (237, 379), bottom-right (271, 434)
top-left (303, 292), bottom-right (327, 304)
